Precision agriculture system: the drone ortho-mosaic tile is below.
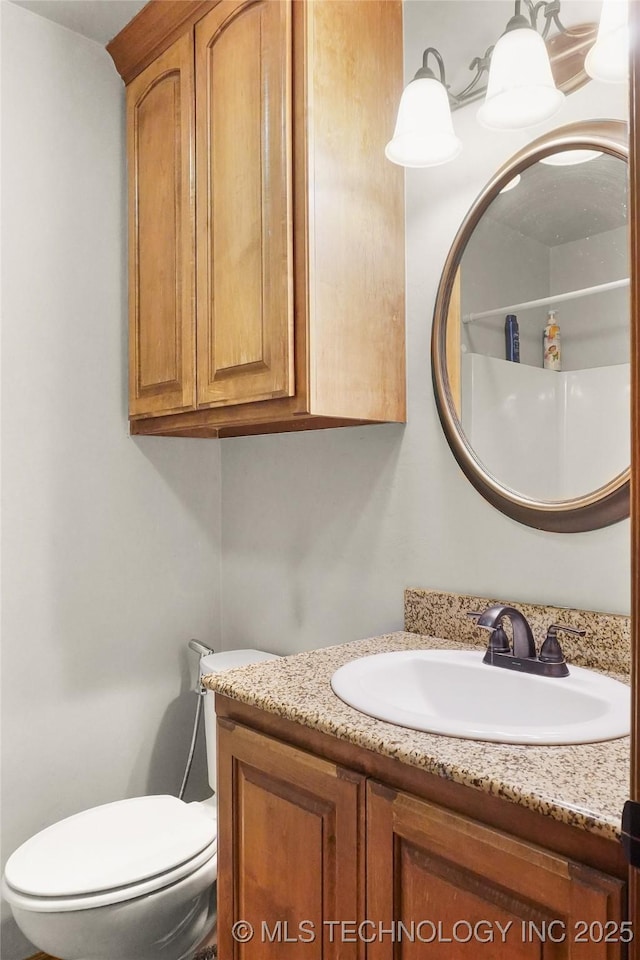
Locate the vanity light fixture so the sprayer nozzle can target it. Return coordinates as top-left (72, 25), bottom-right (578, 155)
top-left (477, 0), bottom-right (564, 131)
top-left (585, 0), bottom-right (628, 83)
top-left (386, 0), bottom-right (597, 168)
top-left (384, 49), bottom-right (462, 167)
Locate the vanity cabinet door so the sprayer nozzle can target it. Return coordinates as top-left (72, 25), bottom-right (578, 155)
top-left (126, 31), bottom-right (196, 418)
top-left (216, 719), bottom-right (365, 960)
top-left (367, 781), bottom-right (627, 960)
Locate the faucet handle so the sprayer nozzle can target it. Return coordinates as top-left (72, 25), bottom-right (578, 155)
top-left (545, 623), bottom-right (586, 638)
top-left (539, 623), bottom-right (585, 665)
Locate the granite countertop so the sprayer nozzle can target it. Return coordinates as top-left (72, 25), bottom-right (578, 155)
top-left (202, 631), bottom-right (629, 842)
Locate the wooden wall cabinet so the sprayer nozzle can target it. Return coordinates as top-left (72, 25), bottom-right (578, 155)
top-left (127, 32), bottom-right (196, 418)
top-left (109, 0), bottom-right (405, 439)
top-left (217, 717), bottom-right (627, 960)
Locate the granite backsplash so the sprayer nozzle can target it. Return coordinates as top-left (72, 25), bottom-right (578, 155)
top-left (404, 588), bottom-right (630, 675)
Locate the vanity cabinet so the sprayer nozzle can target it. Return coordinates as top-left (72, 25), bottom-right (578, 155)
top-left (216, 719), bottom-right (365, 959)
top-left (216, 716), bottom-right (627, 960)
top-left (367, 781), bottom-right (626, 960)
top-left (110, 0), bottom-right (405, 439)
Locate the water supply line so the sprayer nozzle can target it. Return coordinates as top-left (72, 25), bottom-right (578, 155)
top-left (178, 639), bottom-right (214, 801)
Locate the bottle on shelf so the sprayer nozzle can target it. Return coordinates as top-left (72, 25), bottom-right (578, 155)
top-left (505, 314), bottom-right (520, 363)
top-left (543, 310), bottom-right (561, 371)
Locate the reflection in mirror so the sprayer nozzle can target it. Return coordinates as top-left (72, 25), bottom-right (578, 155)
top-left (458, 151), bottom-right (629, 502)
top-left (432, 120), bottom-right (630, 532)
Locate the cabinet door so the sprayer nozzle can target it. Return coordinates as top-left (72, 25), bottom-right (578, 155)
top-left (195, 0), bottom-right (294, 410)
top-left (367, 782), bottom-right (627, 960)
top-left (217, 720), bottom-right (365, 959)
top-left (127, 32), bottom-right (195, 417)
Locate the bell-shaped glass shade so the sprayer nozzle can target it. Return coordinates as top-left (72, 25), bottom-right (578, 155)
top-left (385, 77), bottom-right (461, 168)
top-left (477, 27), bottom-right (565, 130)
top-left (585, 0), bottom-right (628, 83)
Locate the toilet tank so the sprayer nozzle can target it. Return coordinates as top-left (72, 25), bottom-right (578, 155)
top-left (199, 650), bottom-right (279, 792)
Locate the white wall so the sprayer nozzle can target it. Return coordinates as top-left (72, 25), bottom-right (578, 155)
top-left (1, 5), bottom-right (221, 956)
top-left (218, 0), bottom-right (630, 661)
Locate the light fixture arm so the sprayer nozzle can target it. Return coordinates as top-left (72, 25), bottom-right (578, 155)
top-left (523, 0), bottom-right (567, 38)
top-left (455, 46), bottom-right (494, 105)
top-left (413, 47), bottom-right (447, 83)
top-left (418, 0), bottom-right (568, 112)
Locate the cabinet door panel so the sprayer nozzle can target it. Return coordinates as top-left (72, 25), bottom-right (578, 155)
top-left (217, 720), bottom-right (364, 960)
top-left (127, 33), bottom-right (195, 417)
top-left (367, 782), bottom-right (626, 960)
top-left (196, 0), bottom-right (294, 408)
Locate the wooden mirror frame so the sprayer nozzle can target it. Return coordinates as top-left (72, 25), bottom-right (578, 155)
top-left (431, 119), bottom-right (630, 533)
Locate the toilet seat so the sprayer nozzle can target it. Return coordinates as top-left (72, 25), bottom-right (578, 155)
top-left (3, 796), bottom-right (217, 912)
top-left (3, 843), bottom-right (217, 913)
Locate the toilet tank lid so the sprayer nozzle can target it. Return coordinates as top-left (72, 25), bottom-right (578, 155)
top-left (4, 796), bottom-right (216, 898)
top-left (200, 648), bottom-right (279, 678)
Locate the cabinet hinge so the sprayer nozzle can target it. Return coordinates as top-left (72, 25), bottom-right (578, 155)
top-left (621, 800), bottom-right (640, 868)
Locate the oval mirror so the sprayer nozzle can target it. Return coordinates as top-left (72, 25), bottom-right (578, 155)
top-left (432, 120), bottom-right (629, 533)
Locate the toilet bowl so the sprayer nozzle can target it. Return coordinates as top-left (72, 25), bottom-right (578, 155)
top-left (3, 649), bottom-right (278, 960)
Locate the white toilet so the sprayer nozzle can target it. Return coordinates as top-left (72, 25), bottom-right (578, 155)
top-left (3, 649), bottom-right (277, 960)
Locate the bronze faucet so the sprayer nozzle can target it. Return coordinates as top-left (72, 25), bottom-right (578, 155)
top-left (467, 605), bottom-right (585, 678)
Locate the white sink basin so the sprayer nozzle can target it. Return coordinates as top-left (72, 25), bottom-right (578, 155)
top-left (330, 649), bottom-right (630, 745)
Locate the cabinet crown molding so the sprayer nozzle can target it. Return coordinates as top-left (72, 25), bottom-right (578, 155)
top-left (107, 1), bottom-right (217, 84)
